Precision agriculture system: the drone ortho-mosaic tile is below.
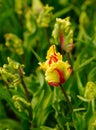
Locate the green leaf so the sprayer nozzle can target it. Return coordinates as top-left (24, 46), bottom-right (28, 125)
top-left (32, 86), bottom-right (53, 126)
top-left (30, 128), bottom-right (41, 130)
top-left (72, 112), bottom-right (84, 130)
top-left (88, 67), bottom-right (96, 82)
top-left (0, 118), bottom-right (22, 130)
top-left (0, 87), bottom-right (29, 120)
top-left (0, 87), bottom-right (12, 105)
top-left (0, 100), bottom-right (6, 118)
top-left (31, 126), bottom-right (56, 130)
top-left (76, 72), bottom-right (84, 96)
top-left (75, 56), bottom-right (96, 71)
top-left (40, 126), bottom-right (56, 130)
top-left (32, 89), bottom-right (45, 111)
top-left (84, 102), bottom-right (93, 129)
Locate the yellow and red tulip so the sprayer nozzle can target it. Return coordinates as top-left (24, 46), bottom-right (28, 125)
top-left (39, 45), bottom-right (72, 86)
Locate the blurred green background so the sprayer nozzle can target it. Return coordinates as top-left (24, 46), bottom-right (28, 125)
top-left (0, 0), bottom-right (96, 130)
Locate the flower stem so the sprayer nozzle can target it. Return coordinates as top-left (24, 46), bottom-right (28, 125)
top-left (60, 85), bottom-right (73, 112)
top-left (19, 68), bottom-right (30, 100)
top-left (1, 76), bottom-right (12, 96)
top-left (52, 6), bottom-right (72, 20)
top-left (19, 68), bottom-right (34, 128)
top-left (66, 52), bottom-right (72, 68)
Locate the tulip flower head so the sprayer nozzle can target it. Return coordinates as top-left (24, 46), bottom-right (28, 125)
top-left (39, 45), bottom-right (72, 86)
top-left (52, 17), bottom-right (74, 53)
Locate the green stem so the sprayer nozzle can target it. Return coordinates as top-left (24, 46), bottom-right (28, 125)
top-left (75, 56), bottom-right (96, 71)
top-left (19, 68), bottom-right (30, 100)
top-left (92, 99), bottom-right (95, 113)
top-left (66, 52), bottom-right (72, 67)
top-left (1, 76), bottom-right (12, 96)
top-left (31, 48), bottom-right (42, 62)
top-left (60, 85), bottom-right (73, 113)
top-left (52, 6), bottom-right (72, 20)
top-left (76, 72), bottom-right (84, 96)
top-left (19, 68), bottom-right (34, 128)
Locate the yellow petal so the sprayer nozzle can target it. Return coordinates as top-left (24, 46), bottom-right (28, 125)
top-left (45, 67), bottom-right (60, 83)
top-left (46, 45), bottom-right (62, 60)
top-left (45, 60), bottom-right (72, 86)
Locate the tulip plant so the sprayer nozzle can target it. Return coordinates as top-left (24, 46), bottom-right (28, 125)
top-left (0, 0), bottom-right (96, 130)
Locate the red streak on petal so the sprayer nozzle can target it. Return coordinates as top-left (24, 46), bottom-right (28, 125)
top-left (55, 68), bottom-right (65, 84)
top-left (48, 68), bottom-right (65, 87)
top-left (48, 82), bottom-right (59, 87)
top-left (66, 43), bottom-right (74, 52)
top-left (49, 55), bottom-right (58, 65)
top-left (49, 45), bottom-right (59, 65)
top-left (59, 29), bottom-right (64, 49)
top-left (70, 43), bottom-right (74, 49)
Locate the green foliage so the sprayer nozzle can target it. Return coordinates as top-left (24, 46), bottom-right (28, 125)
top-left (0, 0), bottom-right (96, 130)
top-left (0, 119), bottom-right (22, 130)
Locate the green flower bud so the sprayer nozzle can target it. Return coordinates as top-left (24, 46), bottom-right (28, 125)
top-left (5, 33), bottom-right (24, 55)
top-left (15, 0), bottom-right (25, 15)
top-left (12, 95), bottom-right (30, 107)
top-left (14, 101), bottom-right (22, 112)
top-left (12, 95), bottom-right (30, 112)
top-left (52, 17), bottom-right (74, 53)
top-left (84, 82), bottom-right (96, 100)
top-left (0, 57), bottom-right (24, 86)
top-left (32, 0), bottom-right (43, 15)
top-left (8, 57), bottom-right (20, 70)
top-left (37, 5), bottom-right (54, 27)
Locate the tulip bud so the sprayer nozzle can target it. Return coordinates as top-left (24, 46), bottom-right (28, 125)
top-left (0, 57), bottom-right (24, 86)
top-left (84, 82), bottom-right (96, 100)
top-left (37, 5), bottom-right (54, 27)
top-left (5, 33), bottom-right (24, 55)
top-left (52, 17), bottom-right (74, 53)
